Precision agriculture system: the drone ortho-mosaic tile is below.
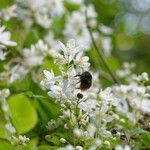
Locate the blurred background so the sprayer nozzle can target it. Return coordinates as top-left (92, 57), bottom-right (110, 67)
top-left (0, 0), bottom-right (150, 73)
top-left (93, 0), bottom-right (150, 74)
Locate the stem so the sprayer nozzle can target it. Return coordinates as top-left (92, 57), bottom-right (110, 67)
top-left (99, 70), bottom-right (114, 83)
top-left (85, 10), bottom-right (120, 85)
top-left (75, 98), bottom-right (80, 128)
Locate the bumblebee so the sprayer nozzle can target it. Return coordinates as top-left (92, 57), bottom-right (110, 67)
top-left (75, 71), bottom-right (92, 91)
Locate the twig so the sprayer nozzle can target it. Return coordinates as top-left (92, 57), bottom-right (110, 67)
top-left (99, 70), bottom-right (114, 83)
top-left (85, 10), bottom-right (120, 85)
top-left (75, 98), bottom-right (80, 128)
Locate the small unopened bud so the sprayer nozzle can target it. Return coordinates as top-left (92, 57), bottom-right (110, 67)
top-left (75, 146), bottom-right (83, 150)
top-left (113, 137), bottom-right (117, 141)
top-left (46, 120), bottom-right (56, 130)
top-left (77, 93), bottom-right (83, 99)
top-left (72, 101), bottom-right (77, 105)
top-left (64, 123), bottom-right (69, 129)
top-left (65, 100), bottom-right (71, 107)
top-left (108, 111), bottom-right (113, 115)
top-left (141, 72), bottom-right (149, 82)
top-left (101, 119), bottom-right (106, 124)
top-left (73, 128), bottom-right (82, 137)
top-left (104, 141), bottom-right (110, 146)
top-left (61, 104), bottom-right (66, 108)
top-left (113, 114), bottom-right (119, 120)
top-left (1, 89), bottom-right (10, 98)
top-left (116, 132), bottom-right (121, 138)
top-left (120, 118), bottom-right (125, 123)
top-left (45, 135), bottom-right (51, 141)
top-left (60, 138), bottom-right (66, 144)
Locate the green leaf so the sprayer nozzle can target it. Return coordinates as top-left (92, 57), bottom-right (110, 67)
top-left (140, 132), bottom-right (150, 147)
top-left (8, 94), bottom-right (38, 134)
top-left (43, 57), bottom-right (60, 76)
top-left (0, 110), bottom-right (7, 139)
top-left (24, 138), bottom-right (38, 150)
top-left (0, 0), bottom-right (14, 9)
top-left (37, 145), bottom-right (58, 150)
top-left (47, 136), bottom-right (60, 146)
top-left (0, 139), bottom-right (14, 150)
top-left (11, 73), bottom-right (32, 92)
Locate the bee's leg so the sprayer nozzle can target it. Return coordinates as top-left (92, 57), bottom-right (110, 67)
top-left (74, 74), bottom-right (81, 77)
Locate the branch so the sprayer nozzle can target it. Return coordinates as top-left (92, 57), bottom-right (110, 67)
top-left (85, 10), bottom-right (120, 85)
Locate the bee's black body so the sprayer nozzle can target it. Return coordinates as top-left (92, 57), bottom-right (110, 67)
top-left (76, 71), bottom-right (92, 91)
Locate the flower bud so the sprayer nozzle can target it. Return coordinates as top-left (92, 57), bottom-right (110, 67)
top-left (104, 141), bottom-right (110, 146)
top-left (60, 138), bottom-right (66, 144)
top-left (77, 93), bottom-right (83, 99)
top-left (75, 146), bottom-right (83, 150)
top-left (1, 89), bottom-right (10, 98)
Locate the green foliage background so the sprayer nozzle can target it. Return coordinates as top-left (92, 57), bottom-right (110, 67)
top-left (0, 0), bottom-right (150, 149)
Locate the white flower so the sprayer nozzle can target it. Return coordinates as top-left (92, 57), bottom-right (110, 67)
top-left (23, 40), bottom-right (48, 67)
top-left (101, 37), bottom-right (112, 55)
top-left (8, 64), bottom-right (28, 84)
top-left (5, 123), bottom-right (16, 134)
top-left (41, 70), bottom-right (57, 89)
top-left (0, 4), bottom-right (17, 21)
top-left (0, 88), bottom-right (10, 98)
top-left (99, 87), bottom-right (115, 101)
top-left (35, 9), bottom-right (51, 28)
top-left (0, 26), bottom-right (17, 47)
top-left (87, 124), bottom-right (96, 137)
top-left (78, 99), bottom-right (98, 113)
top-left (55, 53), bottom-right (67, 65)
top-left (61, 67), bottom-right (77, 90)
top-left (86, 5), bottom-right (97, 19)
top-left (73, 128), bottom-right (83, 137)
top-left (99, 24), bottom-right (113, 34)
top-left (141, 99), bottom-right (150, 112)
top-left (63, 8), bottom-right (96, 50)
top-left (94, 138), bottom-right (102, 146)
top-left (74, 52), bottom-right (90, 71)
top-left (115, 145), bottom-right (131, 150)
top-left (116, 62), bottom-right (135, 79)
top-left (46, 120), bottom-right (56, 130)
top-left (66, 0), bottom-right (83, 5)
top-left (0, 50), bottom-right (7, 60)
top-left (63, 11), bottom-right (85, 36)
top-left (75, 146), bottom-right (83, 150)
top-left (136, 72), bottom-right (149, 82)
top-left (48, 85), bottom-right (66, 100)
top-left (47, 0), bottom-right (64, 17)
top-left (141, 72), bottom-right (149, 82)
top-left (18, 0), bottom-right (64, 28)
top-left (59, 145), bottom-right (74, 150)
top-left (58, 39), bottom-right (80, 63)
top-left (12, 135), bottom-right (30, 146)
top-left (44, 31), bottom-right (60, 56)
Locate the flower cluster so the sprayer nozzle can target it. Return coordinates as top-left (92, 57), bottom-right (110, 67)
top-left (114, 63), bottom-right (150, 124)
top-left (41, 39), bottom-right (130, 149)
top-left (0, 26), bottom-right (17, 61)
top-left (63, 5), bottom-right (97, 50)
top-left (0, 39), bottom-right (49, 84)
top-left (0, 0), bottom-right (113, 84)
